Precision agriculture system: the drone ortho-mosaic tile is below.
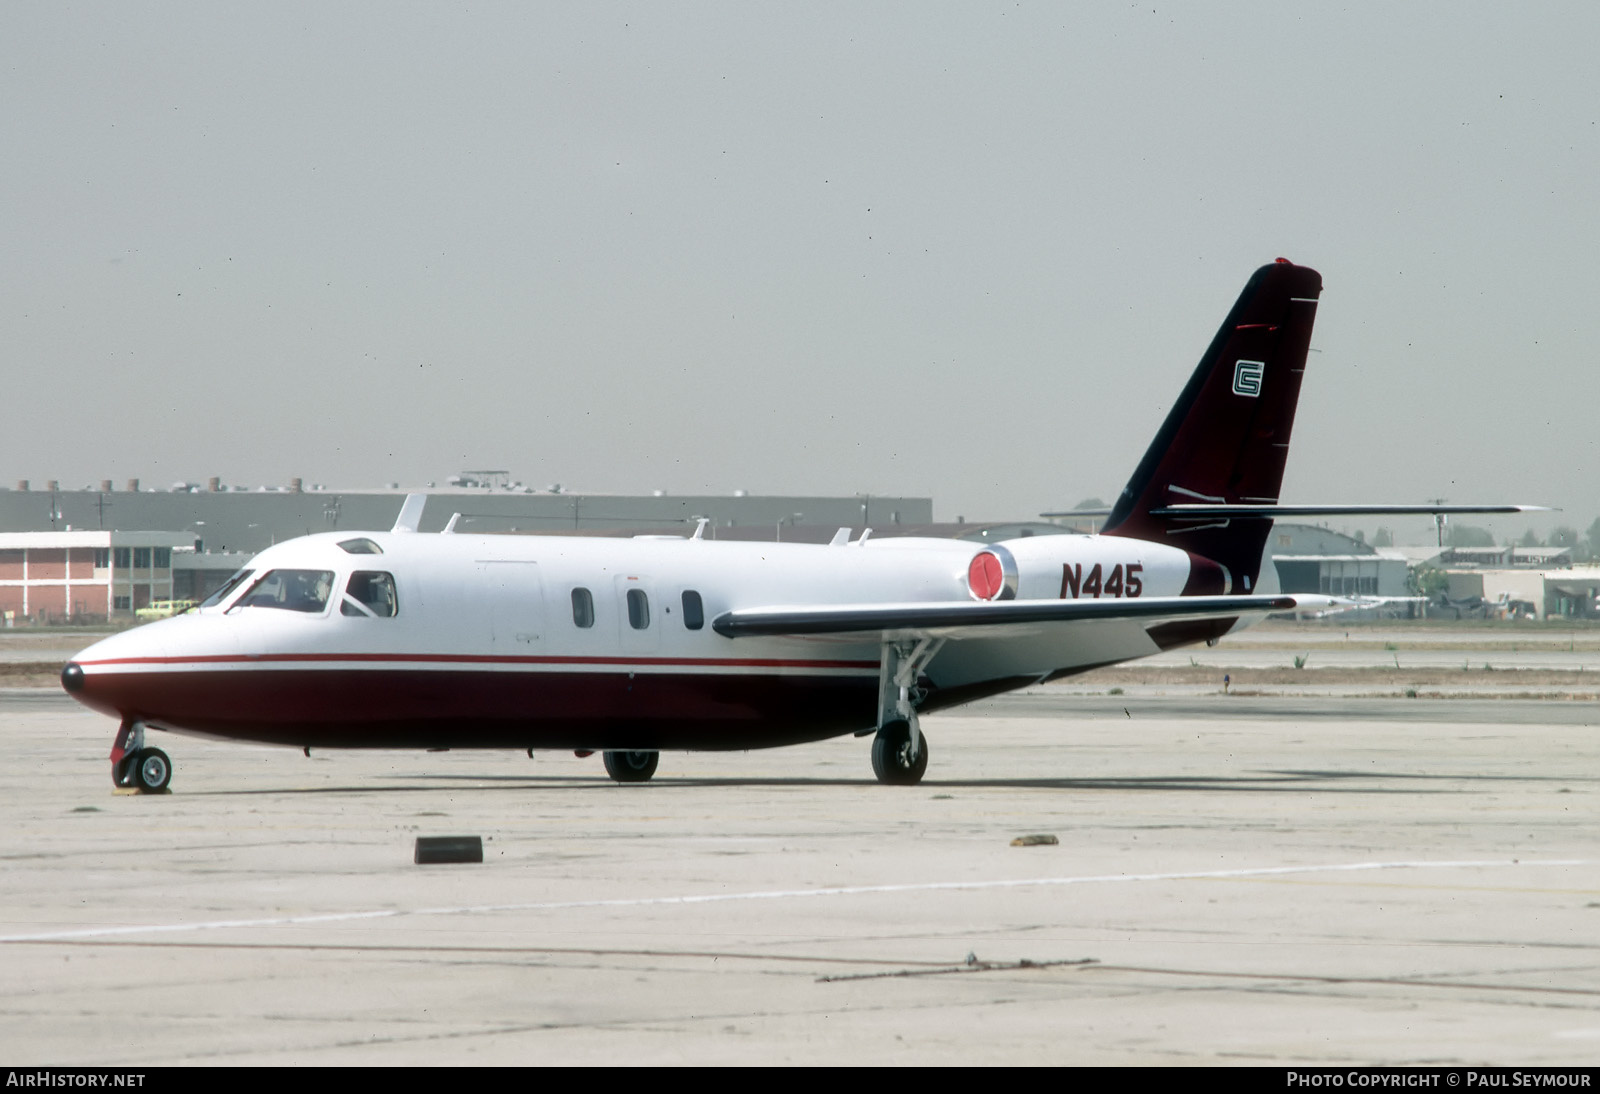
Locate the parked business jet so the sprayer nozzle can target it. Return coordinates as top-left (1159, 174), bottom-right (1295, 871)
top-left (60, 260), bottom-right (1538, 791)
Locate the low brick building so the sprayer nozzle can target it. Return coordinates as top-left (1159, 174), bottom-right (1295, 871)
top-left (0, 531), bottom-right (193, 623)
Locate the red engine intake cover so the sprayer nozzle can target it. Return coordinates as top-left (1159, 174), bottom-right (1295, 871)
top-left (968, 551), bottom-right (1005, 601)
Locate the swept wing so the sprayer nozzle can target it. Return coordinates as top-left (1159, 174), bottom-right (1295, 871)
top-left (713, 593), bottom-right (1309, 639)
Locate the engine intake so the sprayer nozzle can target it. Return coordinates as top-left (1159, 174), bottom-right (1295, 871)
top-left (966, 546), bottom-right (1018, 601)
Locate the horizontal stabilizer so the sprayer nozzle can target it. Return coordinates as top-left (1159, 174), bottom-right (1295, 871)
top-left (1150, 503), bottom-right (1551, 519)
top-left (713, 594), bottom-right (1310, 639)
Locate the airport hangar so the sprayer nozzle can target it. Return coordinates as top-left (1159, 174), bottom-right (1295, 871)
top-left (0, 478), bottom-right (932, 622)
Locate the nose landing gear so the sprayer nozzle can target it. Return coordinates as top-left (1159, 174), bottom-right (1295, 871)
top-left (110, 720), bottom-right (172, 793)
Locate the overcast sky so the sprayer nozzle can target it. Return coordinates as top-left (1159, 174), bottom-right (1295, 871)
top-left (3, 2), bottom-right (1596, 544)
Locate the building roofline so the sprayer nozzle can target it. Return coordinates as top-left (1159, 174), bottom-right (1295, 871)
top-left (0, 531), bottom-right (194, 549)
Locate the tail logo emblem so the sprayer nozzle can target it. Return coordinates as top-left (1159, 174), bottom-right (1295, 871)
top-left (1232, 360), bottom-right (1264, 397)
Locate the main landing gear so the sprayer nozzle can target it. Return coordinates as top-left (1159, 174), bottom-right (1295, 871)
top-left (110, 720), bottom-right (172, 793)
top-left (871, 719), bottom-right (929, 785)
top-left (603, 750), bottom-right (659, 783)
top-left (866, 637), bottom-right (945, 786)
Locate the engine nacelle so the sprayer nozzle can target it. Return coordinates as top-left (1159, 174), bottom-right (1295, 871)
top-left (964, 535), bottom-right (1233, 602)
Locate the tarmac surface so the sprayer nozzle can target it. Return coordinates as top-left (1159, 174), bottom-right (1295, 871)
top-left (1147, 646), bottom-right (1600, 671)
top-left (1, 687), bottom-right (1597, 1065)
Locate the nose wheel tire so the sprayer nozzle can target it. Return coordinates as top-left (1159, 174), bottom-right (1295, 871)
top-left (871, 720), bottom-right (929, 785)
top-left (602, 749), bottom-right (659, 783)
top-left (135, 748), bottom-right (172, 792)
top-left (113, 748), bottom-right (172, 793)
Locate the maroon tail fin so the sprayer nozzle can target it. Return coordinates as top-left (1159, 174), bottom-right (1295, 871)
top-left (1102, 260), bottom-right (1323, 590)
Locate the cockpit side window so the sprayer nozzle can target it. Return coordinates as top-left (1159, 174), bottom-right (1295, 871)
top-left (341, 571), bottom-right (398, 618)
top-left (201, 569), bottom-right (254, 609)
top-left (233, 569), bottom-right (335, 613)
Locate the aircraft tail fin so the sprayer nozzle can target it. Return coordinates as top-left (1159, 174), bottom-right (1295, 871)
top-left (1102, 260), bottom-right (1322, 590)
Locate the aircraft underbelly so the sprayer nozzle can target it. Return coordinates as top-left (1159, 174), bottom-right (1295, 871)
top-left (76, 664), bottom-right (880, 751)
top-left (926, 619), bottom-right (1162, 690)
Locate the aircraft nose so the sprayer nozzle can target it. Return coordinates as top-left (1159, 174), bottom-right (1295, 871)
top-left (63, 629), bottom-right (161, 719)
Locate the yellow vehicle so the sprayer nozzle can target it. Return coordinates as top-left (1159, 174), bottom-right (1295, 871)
top-left (134, 599), bottom-right (197, 622)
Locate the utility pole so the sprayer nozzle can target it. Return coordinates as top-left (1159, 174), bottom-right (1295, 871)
top-left (1430, 498), bottom-right (1448, 548)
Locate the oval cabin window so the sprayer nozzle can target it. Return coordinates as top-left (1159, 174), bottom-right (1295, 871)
top-left (626, 588), bottom-right (649, 630)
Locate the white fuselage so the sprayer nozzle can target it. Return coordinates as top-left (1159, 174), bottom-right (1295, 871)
top-left (65, 529), bottom-right (1220, 750)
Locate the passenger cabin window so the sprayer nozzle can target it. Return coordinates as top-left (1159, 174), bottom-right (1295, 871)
top-left (681, 590), bottom-right (704, 631)
top-left (235, 569), bottom-right (335, 613)
top-left (338, 538), bottom-right (384, 555)
top-left (341, 571), bottom-right (398, 617)
top-left (626, 588), bottom-right (650, 630)
top-left (201, 569), bottom-right (254, 608)
top-left (571, 587), bottom-right (595, 628)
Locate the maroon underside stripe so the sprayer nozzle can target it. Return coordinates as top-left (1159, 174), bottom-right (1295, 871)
top-left (75, 666), bottom-right (882, 752)
top-left (79, 652), bottom-right (878, 670)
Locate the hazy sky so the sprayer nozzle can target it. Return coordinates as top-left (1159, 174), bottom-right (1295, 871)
top-left (4, 2), bottom-right (1596, 544)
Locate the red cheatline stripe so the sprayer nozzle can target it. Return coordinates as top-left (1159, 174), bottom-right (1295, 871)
top-left (76, 652), bottom-right (880, 671)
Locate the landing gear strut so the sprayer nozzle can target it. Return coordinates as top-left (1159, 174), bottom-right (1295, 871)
top-left (110, 720), bottom-right (172, 793)
top-left (869, 637), bottom-right (945, 786)
top-left (603, 750), bottom-right (659, 783)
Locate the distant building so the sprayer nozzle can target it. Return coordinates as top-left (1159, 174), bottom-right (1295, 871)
top-left (1436, 567), bottom-right (1600, 620)
top-left (0, 531), bottom-right (192, 623)
top-left (0, 483), bottom-right (932, 555)
top-left (1268, 524), bottom-right (1411, 598)
top-left (1429, 544), bottom-right (1574, 569)
top-left (172, 550), bottom-right (253, 604)
top-left (1384, 542), bottom-right (1596, 619)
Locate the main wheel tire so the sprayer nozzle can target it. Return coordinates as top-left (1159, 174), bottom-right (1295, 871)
top-left (871, 720), bottom-right (929, 785)
top-left (603, 749), bottom-right (659, 783)
top-left (133, 747), bottom-right (172, 793)
top-left (112, 754), bottom-right (137, 789)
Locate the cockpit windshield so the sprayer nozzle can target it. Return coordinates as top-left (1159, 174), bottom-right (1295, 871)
top-left (232, 569), bottom-right (336, 614)
top-left (200, 569), bottom-right (254, 609)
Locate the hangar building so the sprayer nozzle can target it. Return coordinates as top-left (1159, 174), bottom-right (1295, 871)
top-left (0, 481), bottom-right (935, 620)
top-left (1267, 524), bottom-right (1411, 598)
top-left (0, 481), bottom-right (932, 555)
